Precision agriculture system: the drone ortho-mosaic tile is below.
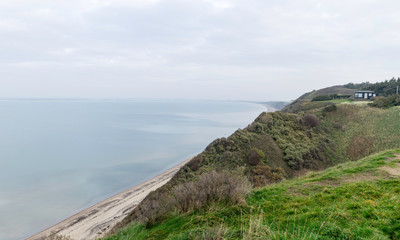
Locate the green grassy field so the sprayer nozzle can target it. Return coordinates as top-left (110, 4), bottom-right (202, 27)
top-left (104, 149), bottom-right (400, 240)
top-left (324, 99), bottom-right (351, 104)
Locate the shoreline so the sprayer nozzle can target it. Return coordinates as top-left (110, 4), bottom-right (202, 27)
top-left (27, 157), bottom-right (192, 240)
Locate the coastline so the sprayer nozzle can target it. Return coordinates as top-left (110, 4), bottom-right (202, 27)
top-left (27, 157), bottom-right (192, 240)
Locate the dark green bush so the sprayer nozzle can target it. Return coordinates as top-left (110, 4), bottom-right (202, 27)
top-left (247, 148), bottom-right (265, 165)
top-left (312, 94), bottom-right (351, 101)
top-left (187, 155), bottom-right (203, 171)
top-left (312, 95), bottom-right (333, 101)
top-left (323, 104), bottom-right (337, 113)
top-left (369, 95), bottom-right (400, 108)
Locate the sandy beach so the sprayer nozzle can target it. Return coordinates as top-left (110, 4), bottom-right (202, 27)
top-left (27, 158), bottom-right (192, 240)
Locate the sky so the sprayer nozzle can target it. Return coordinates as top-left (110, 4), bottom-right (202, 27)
top-left (0, 0), bottom-right (399, 101)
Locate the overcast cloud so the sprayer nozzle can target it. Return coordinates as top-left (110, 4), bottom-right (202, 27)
top-left (0, 0), bottom-right (399, 100)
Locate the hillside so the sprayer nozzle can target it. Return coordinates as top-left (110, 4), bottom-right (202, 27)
top-left (282, 85), bottom-right (357, 113)
top-left (104, 83), bottom-right (400, 239)
top-left (105, 149), bottom-right (400, 239)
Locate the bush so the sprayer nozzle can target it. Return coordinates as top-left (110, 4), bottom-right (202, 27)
top-left (135, 189), bottom-right (174, 225)
top-left (369, 95), bottom-right (400, 108)
top-left (283, 143), bottom-right (305, 169)
top-left (302, 114), bottom-right (319, 127)
top-left (312, 94), bottom-right (351, 101)
top-left (173, 171), bottom-right (251, 213)
top-left (312, 95), bottom-right (333, 101)
top-left (187, 155), bottom-right (203, 171)
top-left (247, 148), bottom-right (265, 166)
top-left (323, 104), bottom-right (337, 113)
top-left (250, 165), bottom-right (285, 187)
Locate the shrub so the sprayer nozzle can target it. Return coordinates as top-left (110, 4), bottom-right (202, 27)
top-left (219, 151), bottom-right (242, 168)
top-left (247, 122), bottom-right (264, 133)
top-left (323, 104), bottom-right (337, 113)
top-left (369, 95), bottom-right (400, 108)
top-left (247, 148), bottom-right (265, 166)
top-left (312, 94), bottom-right (351, 101)
top-left (312, 95), bottom-right (333, 101)
top-left (250, 164), bottom-right (285, 187)
top-left (173, 171), bottom-right (251, 213)
top-left (302, 114), bottom-right (319, 127)
top-left (134, 189), bottom-right (174, 225)
top-left (187, 155), bottom-right (203, 171)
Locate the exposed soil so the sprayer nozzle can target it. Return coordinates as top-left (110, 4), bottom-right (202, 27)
top-left (289, 170), bottom-right (387, 196)
top-left (379, 154), bottom-right (400, 176)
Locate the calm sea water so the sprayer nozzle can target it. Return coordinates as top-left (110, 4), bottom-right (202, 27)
top-left (0, 99), bottom-right (266, 240)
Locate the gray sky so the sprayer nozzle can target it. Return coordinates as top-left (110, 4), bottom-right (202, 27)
top-left (0, 0), bottom-right (399, 101)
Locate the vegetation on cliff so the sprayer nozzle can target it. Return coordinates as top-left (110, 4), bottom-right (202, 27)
top-left (105, 81), bottom-right (400, 239)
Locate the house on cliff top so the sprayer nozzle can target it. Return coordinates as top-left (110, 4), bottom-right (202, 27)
top-left (354, 90), bottom-right (376, 99)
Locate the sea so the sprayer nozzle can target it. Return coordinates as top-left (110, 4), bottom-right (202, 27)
top-left (0, 99), bottom-right (266, 240)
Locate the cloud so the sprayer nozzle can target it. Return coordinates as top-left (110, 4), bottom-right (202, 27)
top-left (0, 0), bottom-right (400, 100)
top-left (0, 19), bottom-right (26, 31)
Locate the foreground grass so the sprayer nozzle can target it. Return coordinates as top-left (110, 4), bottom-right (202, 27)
top-left (104, 149), bottom-right (400, 240)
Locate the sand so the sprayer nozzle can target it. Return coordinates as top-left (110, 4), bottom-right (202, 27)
top-left (27, 158), bottom-right (191, 240)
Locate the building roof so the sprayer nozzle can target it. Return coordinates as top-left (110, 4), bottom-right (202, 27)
top-left (354, 90), bottom-right (375, 93)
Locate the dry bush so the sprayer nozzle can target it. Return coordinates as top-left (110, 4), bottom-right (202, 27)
top-left (126, 171), bottom-right (251, 227)
top-left (134, 189), bottom-right (174, 225)
top-left (173, 170), bottom-right (251, 213)
top-left (250, 165), bottom-right (285, 187)
top-left (302, 114), bottom-right (319, 127)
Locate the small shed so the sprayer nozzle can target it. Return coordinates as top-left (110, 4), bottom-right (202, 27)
top-left (354, 91), bottom-right (376, 99)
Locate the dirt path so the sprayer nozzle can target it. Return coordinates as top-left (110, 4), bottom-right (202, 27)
top-left (379, 154), bottom-right (400, 176)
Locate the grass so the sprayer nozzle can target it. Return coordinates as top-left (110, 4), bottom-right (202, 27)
top-left (321, 105), bottom-right (400, 163)
top-left (104, 149), bottom-right (400, 240)
top-left (324, 99), bottom-right (351, 104)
